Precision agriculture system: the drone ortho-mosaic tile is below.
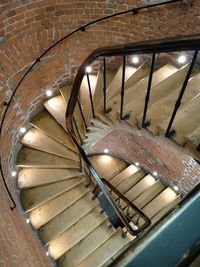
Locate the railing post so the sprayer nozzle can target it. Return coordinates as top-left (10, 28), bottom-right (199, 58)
top-left (73, 117), bottom-right (83, 144)
top-left (86, 73), bottom-right (96, 119)
top-left (103, 58), bottom-right (107, 113)
top-left (142, 52), bottom-right (156, 128)
top-left (165, 50), bottom-right (198, 137)
top-left (120, 56), bottom-right (126, 120)
top-left (77, 98), bottom-right (88, 130)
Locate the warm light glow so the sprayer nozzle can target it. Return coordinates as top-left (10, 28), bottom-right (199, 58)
top-left (153, 171), bottom-right (158, 176)
top-left (173, 185), bottom-right (179, 192)
top-left (11, 171), bottom-right (17, 177)
top-left (132, 56), bottom-right (139, 64)
top-left (46, 251), bottom-right (50, 256)
top-left (46, 90), bottom-right (52, 97)
top-left (178, 55), bottom-right (186, 64)
top-left (86, 66), bottom-right (92, 73)
top-left (135, 162), bottom-right (139, 167)
top-left (20, 127), bottom-right (26, 134)
top-left (26, 218), bottom-right (30, 224)
top-left (104, 148), bottom-right (109, 153)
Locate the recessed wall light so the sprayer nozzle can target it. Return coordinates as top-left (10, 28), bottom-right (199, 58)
top-left (46, 251), bottom-right (50, 256)
top-left (104, 148), bottom-right (109, 153)
top-left (86, 66), bottom-right (92, 73)
top-left (135, 162), bottom-right (139, 166)
top-left (178, 55), bottom-right (186, 64)
top-left (46, 90), bottom-right (52, 97)
top-left (26, 218), bottom-right (30, 224)
top-left (20, 127), bottom-right (26, 134)
top-left (153, 171), bottom-right (158, 176)
top-left (132, 56), bottom-right (139, 64)
top-left (11, 171), bottom-right (17, 177)
top-left (173, 185), bottom-right (179, 192)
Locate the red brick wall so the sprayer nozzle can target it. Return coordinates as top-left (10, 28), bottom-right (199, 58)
top-left (0, 0), bottom-right (200, 265)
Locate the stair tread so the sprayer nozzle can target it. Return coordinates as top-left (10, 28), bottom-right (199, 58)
top-left (16, 147), bottom-right (79, 169)
top-left (93, 67), bottom-right (115, 111)
top-left (108, 64), bottom-right (177, 125)
top-left (125, 174), bottom-right (156, 201)
top-left (29, 183), bottom-right (90, 229)
top-left (159, 93), bottom-right (200, 145)
top-left (44, 95), bottom-right (66, 127)
top-left (75, 230), bottom-right (129, 267)
top-left (110, 164), bottom-right (139, 187)
top-left (186, 125), bottom-right (200, 147)
top-left (39, 192), bottom-right (99, 245)
top-left (60, 86), bottom-right (86, 138)
top-left (116, 169), bottom-right (146, 194)
top-left (147, 73), bottom-right (200, 135)
top-left (89, 155), bottom-right (128, 181)
top-left (22, 176), bottom-right (86, 212)
top-left (18, 168), bottom-right (83, 189)
top-left (21, 128), bottom-right (78, 161)
top-left (133, 180), bottom-right (165, 207)
top-left (58, 221), bottom-right (116, 267)
top-left (30, 109), bottom-right (76, 151)
top-left (106, 65), bottom-right (136, 100)
top-left (48, 206), bottom-right (108, 260)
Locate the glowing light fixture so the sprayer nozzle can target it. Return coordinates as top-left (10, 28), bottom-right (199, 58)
top-left (20, 127), bottom-right (26, 134)
top-left (153, 171), bottom-right (158, 176)
top-left (46, 90), bottom-right (52, 97)
top-left (135, 162), bottom-right (139, 167)
top-left (104, 148), bottom-right (109, 153)
top-left (173, 185), bottom-right (179, 192)
top-left (11, 171), bottom-right (17, 177)
top-left (86, 66), bottom-right (92, 73)
top-left (132, 56), bottom-right (139, 64)
top-left (46, 251), bottom-right (50, 256)
top-left (178, 55), bottom-right (186, 64)
top-left (26, 218), bottom-right (30, 224)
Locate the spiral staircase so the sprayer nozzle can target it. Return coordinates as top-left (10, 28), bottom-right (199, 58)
top-left (13, 49), bottom-right (200, 266)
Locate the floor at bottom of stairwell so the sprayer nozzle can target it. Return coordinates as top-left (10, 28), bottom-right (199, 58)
top-left (88, 128), bottom-right (200, 195)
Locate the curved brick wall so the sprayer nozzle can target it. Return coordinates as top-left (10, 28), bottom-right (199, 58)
top-left (0, 1), bottom-right (200, 265)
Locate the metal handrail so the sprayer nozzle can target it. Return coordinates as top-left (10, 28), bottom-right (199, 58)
top-left (66, 35), bottom-right (200, 237)
top-left (0, 0), bottom-right (183, 210)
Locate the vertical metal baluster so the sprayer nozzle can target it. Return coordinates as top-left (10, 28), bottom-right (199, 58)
top-left (77, 98), bottom-right (88, 130)
top-left (103, 58), bottom-right (107, 113)
top-left (120, 55), bottom-right (126, 120)
top-left (142, 52), bottom-right (156, 128)
top-left (73, 117), bottom-right (83, 144)
top-left (86, 73), bottom-right (95, 119)
top-left (165, 50), bottom-right (198, 137)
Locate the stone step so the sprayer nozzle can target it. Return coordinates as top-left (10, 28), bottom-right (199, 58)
top-left (39, 192), bottom-right (98, 245)
top-left (159, 93), bottom-right (200, 145)
top-left (29, 183), bottom-right (90, 229)
top-left (75, 230), bottom-right (129, 267)
top-left (186, 126), bottom-right (200, 151)
top-left (21, 128), bottom-right (78, 161)
top-left (58, 221), bottom-right (116, 267)
top-left (16, 148), bottom-right (79, 169)
top-left (48, 206), bottom-right (108, 260)
top-left (108, 64), bottom-right (177, 126)
top-left (147, 72), bottom-right (200, 135)
top-left (18, 168), bottom-right (83, 189)
top-left (30, 109), bottom-right (76, 151)
top-left (21, 176), bottom-right (86, 212)
top-left (110, 164), bottom-right (140, 187)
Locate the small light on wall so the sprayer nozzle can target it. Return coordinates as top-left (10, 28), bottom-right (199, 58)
top-left (46, 251), bottom-right (50, 256)
top-left (153, 171), bottom-right (158, 176)
top-left (20, 127), bottom-right (26, 134)
top-left (178, 55), bottom-right (186, 64)
top-left (86, 66), bottom-right (92, 73)
top-left (26, 218), bottom-right (30, 224)
top-left (46, 90), bottom-right (52, 97)
top-left (132, 56), bottom-right (139, 64)
top-left (104, 148), bottom-right (109, 153)
top-left (135, 162), bottom-right (139, 167)
top-left (173, 185), bottom-right (179, 192)
top-left (11, 171), bottom-right (17, 177)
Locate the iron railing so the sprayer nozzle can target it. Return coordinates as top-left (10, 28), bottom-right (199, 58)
top-left (66, 35), bottom-right (200, 237)
top-left (0, 0), bottom-right (183, 210)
